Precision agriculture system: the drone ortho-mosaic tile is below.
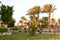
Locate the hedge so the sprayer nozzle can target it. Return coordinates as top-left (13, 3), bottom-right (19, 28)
top-left (0, 27), bottom-right (8, 33)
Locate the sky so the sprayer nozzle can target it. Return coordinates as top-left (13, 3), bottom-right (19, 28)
top-left (0, 0), bottom-right (60, 23)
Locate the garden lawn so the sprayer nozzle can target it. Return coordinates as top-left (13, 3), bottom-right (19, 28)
top-left (0, 32), bottom-right (60, 40)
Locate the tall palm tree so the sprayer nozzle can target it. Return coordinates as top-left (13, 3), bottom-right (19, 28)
top-left (27, 6), bottom-right (41, 19)
top-left (26, 6), bottom-right (41, 36)
top-left (33, 6), bottom-right (41, 19)
top-left (27, 6), bottom-right (41, 27)
top-left (41, 4), bottom-right (56, 27)
top-left (27, 8), bottom-right (35, 16)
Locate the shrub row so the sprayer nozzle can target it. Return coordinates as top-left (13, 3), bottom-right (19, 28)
top-left (12, 27), bottom-right (18, 30)
top-left (0, 27), bottom-right (8, 33)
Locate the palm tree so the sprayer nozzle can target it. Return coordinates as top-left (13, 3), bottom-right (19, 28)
top-left (57, 18), bottom-right (60, 27)
top-left (27, 6), bottom-right (41, 19)
top-left (27, 6), bottom-right (41, 27)
top-left (51, 18), bottom-right (56, 33)
top-left (19, 20), bottom-right (23, 23)
top-left (26, 6), bottom-right (41, 36)
top-left (41, 4), bottom-right (56, 27)
top-left (41, 17), bottom-right (48, 28)
top-left (21, 16), bottom-right (27, 22)
top-left (58, 18), bottom-right (60, 24)
top-left (27, 8), bottom-right (36, 16)
top-left (51, 18), bottom-right (56, 26)
top-left (19, 20), bottom-right (23, 27)
top-left (33, 6), bottom-right (41, 19)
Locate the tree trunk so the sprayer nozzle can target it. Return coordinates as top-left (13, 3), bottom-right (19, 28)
top-left (30, 27), bottom-right (36, 36)
top-left (37, 14), bottom-right (39, 19)
top-left (48, 12), bottom-right (51, 27)
top-left (30, 16), bottom-right (36, 36)
top-left (48, 12), bottom-right (51, 32)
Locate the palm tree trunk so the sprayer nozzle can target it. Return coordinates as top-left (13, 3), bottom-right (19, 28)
top-left (37, 14), bottom-right (39, 19)
top-left (48, 12), bottom-right (51, 26)
top-left (48, 12), bottom-right (51, 32)
top-left (37, 13), bottom-right (39, 23)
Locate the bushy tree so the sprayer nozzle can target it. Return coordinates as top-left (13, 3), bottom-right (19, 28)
top-left (1, 4), bottom-right (14, 27)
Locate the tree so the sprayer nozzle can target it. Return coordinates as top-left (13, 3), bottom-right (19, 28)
top-left (27, 6), bottom-right (41, 27)
top-left (29, 16), bottom-right (37, 36)
top-left (58, 18), bottom-right (60, 24)
top-left (57, 18), bottom-right (60, 27)
top-left (27, 6), bottom-right (41, 36)
top-left (19, 20), bottom-right (23, 27)
top-left (41, 17), bottom-right (48, 28)
top-left (41, 4), bottom-right (56, 27)
top-left (21, 16), bottom-right (27, 22)
top-left (51, 18), bottom-right (56, 26)
top-left (27, 6), bottom-right (41, 20)
top-left (33, 6), bottom-right (41, 19)
top-left (1, 4), bottom-right (14, 26)
top-left (8, 19), bottom-right (15, 27)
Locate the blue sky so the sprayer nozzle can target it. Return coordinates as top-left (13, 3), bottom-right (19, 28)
top-left (1, 0), bottom-right (60, 23)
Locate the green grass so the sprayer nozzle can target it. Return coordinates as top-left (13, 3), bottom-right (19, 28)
top-left (0, 32), bottom-right (60, 40)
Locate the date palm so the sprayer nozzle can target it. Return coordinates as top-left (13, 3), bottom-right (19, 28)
top-left (58, 18), bottom-right (60, 24)
top-left (27, 6), bottom-right (41, 26)
top-left (33, 6), bottom-right (41, 19)
top-left (27, 6), bottom-right (41, 27)
top-left (41, 4), bottom-right (56, 27)
top-left (27, 6), bottom-right (41, 19)
top-left (26, 6), bottom-right (41, 36)
top-left (57, 18), bottom-right (60, 27)
top-left (41, 17), bottom-right (48, 28)
top-left (21, 16), bottom-right (27, 22)
top-left (51, 18), bottom-right (56, 26)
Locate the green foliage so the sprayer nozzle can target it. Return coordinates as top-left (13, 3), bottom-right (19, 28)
top-left (40, 17), bottom-right (48, 28)
top-left (1, 4), bottom-right (14, 25)
top-left (8, 19), bottom-right (15, 27)
top-left (12, 27), bottom-right (18, 30)
top-left (0, 27), bottom-right (8, 33)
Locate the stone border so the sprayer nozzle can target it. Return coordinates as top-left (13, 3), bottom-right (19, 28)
top-left (0, 32), bottom-right (12, 35)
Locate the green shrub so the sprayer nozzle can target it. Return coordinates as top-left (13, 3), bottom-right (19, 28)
top-left (12, 27), bottom-right (18, 30)
top-left (0, 27), bottom-right (8, 33)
